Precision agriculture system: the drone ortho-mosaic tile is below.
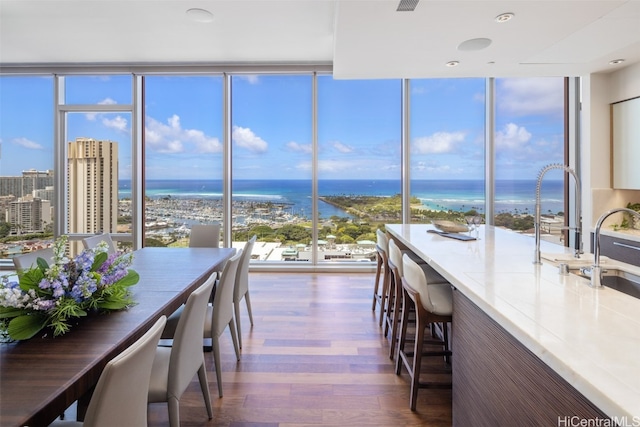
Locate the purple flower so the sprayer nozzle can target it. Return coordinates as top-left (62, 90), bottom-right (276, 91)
top-left (69, 272), bottom-right (98, 301)
top-left (35, 299), bottom-right (56, 311)
top-left (75, 251), bottom-right (94, 272)
top-left (51, 280), bottom-right (65, 298)
top-left (1, 234), bottom-right (137, 339)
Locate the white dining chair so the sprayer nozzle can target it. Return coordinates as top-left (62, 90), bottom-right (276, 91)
top-left (189, 224), bottom-right (221, 248)
top-left (160, 250), bottom-right (243, 398)
top-left (148, 274), bottom-right (216, 427)
top-left (50, 315), bottom-right (167, 427)
top-left (82, 233), bottom-right (117, 254)
top-left (234, 235), bottom-right (257, 349)
top-left (13, 247), bottom-right (55, 270)
top-left (207, 249), bottom-right (242, 397)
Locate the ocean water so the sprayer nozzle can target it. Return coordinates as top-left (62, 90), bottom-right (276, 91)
top-left (119, 179), bottom-right (565, 218)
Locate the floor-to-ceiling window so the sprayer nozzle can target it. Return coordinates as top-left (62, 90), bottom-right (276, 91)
top-left (143, 75), bottom-right (224, 248)
top-left (317, 76), bottom-right (402, 263)
top-left (409, 78), bottom-right (486, 229)
top-left (494, 77), bottom-right (566, 239)
top-left (0, 71), bottom-right (573, 268)
top-left (230, 74), bottom-right (313, 262)
top-left (0, 76), bottom-right (54, 261)
top-left (58, 75), bottom-right (133, 253)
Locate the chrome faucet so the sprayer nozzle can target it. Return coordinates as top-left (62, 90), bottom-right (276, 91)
top-left (533, 163), bottom-right (582, 264)
top-left (584, 207), bottom-right (640, 288)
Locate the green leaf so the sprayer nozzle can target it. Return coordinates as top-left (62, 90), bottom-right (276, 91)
top-left (91, 251), bottom-right (108, 271)
top-left (36, 257), bottom-right (50, 273)
top-left (0, 307), bottom-right (27, 319)
top-left (7, 314), bottom-right (47, 340)
top-left (19, 267), bottom-right (45, 291)
top-left (117, 270), bottom-right (139, 287)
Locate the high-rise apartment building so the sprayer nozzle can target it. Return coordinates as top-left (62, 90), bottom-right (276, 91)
top-left (0, 170), bottom-right (54, 198)
top-left (33, 186), bottom-right (54, 204)
top-left (8, 196), bottom-right (43, 234)
top-left (67, 137), bottom-right (118, 234)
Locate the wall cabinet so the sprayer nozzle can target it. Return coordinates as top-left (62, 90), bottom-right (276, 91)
top-left (611, 97), bottom-right (640, 189)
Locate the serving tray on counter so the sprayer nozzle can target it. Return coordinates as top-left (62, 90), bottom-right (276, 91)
top-left (427, 229), bottom-right (476, 241)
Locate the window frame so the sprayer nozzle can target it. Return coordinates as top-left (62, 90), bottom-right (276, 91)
top-left (0, 68), bottom-right (575, 271)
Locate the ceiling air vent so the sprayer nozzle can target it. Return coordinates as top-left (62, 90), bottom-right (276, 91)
top-left (397, 0), bottom-right (419, 12)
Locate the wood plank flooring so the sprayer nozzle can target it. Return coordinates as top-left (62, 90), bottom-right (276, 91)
top-left (147, 272), bottom-right (452, 426)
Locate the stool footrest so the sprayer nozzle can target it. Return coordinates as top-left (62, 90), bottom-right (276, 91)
top-left (418, 381), bottom-right (452, 390)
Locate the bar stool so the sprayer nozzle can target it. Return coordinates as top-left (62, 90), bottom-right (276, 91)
top-left (396, 253), bottom-right (453, 411)
top-left (372, 229), bottom-right (390, 327)
top-left (386, 239), bottom-right (449, 361)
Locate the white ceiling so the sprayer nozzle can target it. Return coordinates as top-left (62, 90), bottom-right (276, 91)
top-left (1, 0), bottom-right (639, 78)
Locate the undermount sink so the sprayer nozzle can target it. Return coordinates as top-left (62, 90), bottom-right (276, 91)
top-left (572, 268), bottom-right (640, 299)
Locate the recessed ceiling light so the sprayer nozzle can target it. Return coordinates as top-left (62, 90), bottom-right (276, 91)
top-left (609, 59), bottom-right (625, 65)
top-left (458, 38), bottom-right (492, 51)
top-left (495, 12), bottom-right (514, 23)
top-left (446, 61), bottom-right (460, 67)
top-left (186, 8), bottom-right (214, 23)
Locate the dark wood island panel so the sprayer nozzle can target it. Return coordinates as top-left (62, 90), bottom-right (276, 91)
top-left (452, 290), bottom-right (609, 426)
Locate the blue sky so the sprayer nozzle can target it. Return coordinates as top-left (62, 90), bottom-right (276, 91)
top-left (0, 74), bottom-right (565, 181)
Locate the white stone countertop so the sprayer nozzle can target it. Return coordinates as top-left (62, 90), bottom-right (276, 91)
top-left (386, 223), bottom-right (640, 420)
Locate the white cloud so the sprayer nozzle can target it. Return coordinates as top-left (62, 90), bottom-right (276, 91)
top-left (494, 122), bottom-right (563, 163)
top-left (495, 123), bottom-right (532, 150)
top-left (186, 129), bottom-right (221, 153)
top-left (411, 86), bottom-right (428, 95)
top-left (411, 160), bottom-right (460, 175)
top-left (102, 115), bottom-right (128, 132)
top-left (332, 141), bottom-right (354, 153)
top-left (12, 137), bottom-right (44, 150)
top-left (286, 141), bottom-right (312, 154)
top-left (237, 75), bottom-right (259, 84)
top-left (413, 161), bottom-right (427, 171)
top-left (98, 98), bottom-right (117, 105)
top-left (145, 114), bottom-right (222, 154)
top-left (317, 159), bottom-right (356, 172)
top-left (497, 78), bottom-right (564, 116)
top-left (381, 163), bottom-right (400, 171)
top-left (296, 159), bottom-right (354, 173)
top-left (84, 100), bottom-right (117, 121)
top-left (412, 131), bottom-right (465, 154)
top-left (232, 125), bottom-right (268, 153)
top-left (425, 164), bottom-right (462, 174)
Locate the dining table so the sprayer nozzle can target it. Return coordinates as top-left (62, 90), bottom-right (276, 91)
top-left (0, 246), bottom-right (235, 427)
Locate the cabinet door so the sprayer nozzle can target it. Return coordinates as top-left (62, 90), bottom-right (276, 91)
top-left (612, 97), bottom-right (640, 189)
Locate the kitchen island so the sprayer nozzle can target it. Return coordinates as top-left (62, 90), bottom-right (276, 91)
top-left (386, 223), bottom-right (640, 425)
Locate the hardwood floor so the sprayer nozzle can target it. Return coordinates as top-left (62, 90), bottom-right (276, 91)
top-left (147, 272), bottom-right (452, 426)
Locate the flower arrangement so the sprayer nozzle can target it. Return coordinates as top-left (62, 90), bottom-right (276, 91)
top-left (0, 236), bottom-right (139, 341)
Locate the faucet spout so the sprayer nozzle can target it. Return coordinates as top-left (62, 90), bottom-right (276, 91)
top-left (590, 208), bottom-right (640, 288)
top-left (533, 163), bottom-right (582, 264)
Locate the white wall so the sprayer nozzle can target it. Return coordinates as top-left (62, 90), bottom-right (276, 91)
top-left (608, 62), bottom-right (640, 103)
top-left (583, 62), bottom-right (640, 233)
